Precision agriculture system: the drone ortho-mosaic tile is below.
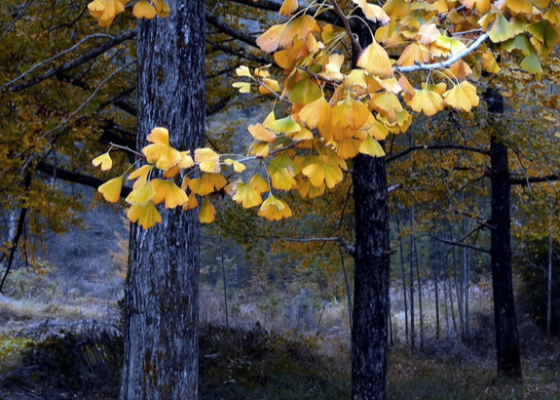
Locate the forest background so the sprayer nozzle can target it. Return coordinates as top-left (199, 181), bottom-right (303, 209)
top-left (1, 0), bottom-right (560, 399)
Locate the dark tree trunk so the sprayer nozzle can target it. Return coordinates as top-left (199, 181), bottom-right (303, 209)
top-left (486, 89), bottom-right (522, 380)
top-left (351, 153), bottom-right (390, 400)
top-left (350, 18), bottom-right (390, 400)
top-left (120, 0), bottom-right (206, 398)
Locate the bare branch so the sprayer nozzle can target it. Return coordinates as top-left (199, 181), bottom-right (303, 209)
top-left (430, 235), bottom-right (490, 253)
top-left (387, 143), bottom-right (489, 163)
top-left (10, 30), bottom-right (136, 92)
top-left (394, 32), bottom-right (489, 73)
top-left (206, 12), bottom-right (258, 48)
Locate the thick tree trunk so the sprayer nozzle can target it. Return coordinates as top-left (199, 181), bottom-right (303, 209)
top-left (487, 89), bottom-right (522, 380)
top-left (120, 1), bottom-right (206, 399)
top-left (351, 153), bottom-right (390, 400)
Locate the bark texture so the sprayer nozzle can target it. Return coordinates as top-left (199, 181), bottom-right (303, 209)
top-left (120, 1), bottom-right (206, 399)
top-left (351, 153), bottom-right (390, 400)
top-left (487, 89), bottom-right (522, 380)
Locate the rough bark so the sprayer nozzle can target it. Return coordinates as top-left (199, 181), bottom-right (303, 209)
top-left (487, 89), bottom-right (523, 380)
top-left (120, 0), bottom-right (206, 399)
top-left (351, 153), bottom-right (390, 400)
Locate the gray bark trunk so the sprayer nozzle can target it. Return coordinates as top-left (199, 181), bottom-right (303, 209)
top-left (120, 1), bottom-right (206, 398)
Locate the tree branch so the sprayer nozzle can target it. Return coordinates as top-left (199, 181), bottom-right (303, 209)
top-left (206, 12), bottom-right (258, 49)
top-left (387, 143), bottom-right (489, 163)
top-left (10, 30), bottom-right (136, 92)
top-left (394, 32), bottom-right (489, 73)
top-left (430, 235), bottom-right (489, 253)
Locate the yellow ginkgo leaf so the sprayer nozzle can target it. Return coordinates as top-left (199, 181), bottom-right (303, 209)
top-left (258, 194), bottom-right (292, 221)
top-left (408, 84), bottom-right (446, 116)
top-left (153, 0), bottom-right (170, 17)
top-left (143, 143), bottom-right (182, 171)
top-left (357, 40), bottom-right (394, 79)
top-left (259, 78), bottom-right (281, 95)
top-left (270, 168), bottom-right (297, 190)
top-left (92, 152), bottom-right (113, 171)
top-left (98, 176), bottom-right (124, 203)
top-left (228, 182), bottom-right (263, 208)
top-left (460, 0), bottom-right (491, 13)
top-left (488, 13), bottom-right (516, 43)
top-left (224, 158), bottom-right (247, 173)
top-left (233, 82), bottom-right (252, 93)
top-left (445, 59), bottom-right (473, 80)
top-left (188, 173), bottom-right (227, 196)
top-left (318, 54), bottom-right (345, 82)
top-left (504, 0), bottom-right (533, 15)
top-left (183, 192), bottom-right (199, 211)
top-left (236, 65), bottom-right (252, 77)
top-left (132, 0), bottom-right (157, 19)
top-left (199, 199), bottom-right (215, 224)
top-left (269, 116), bottom-right (301, 134)
top-left (302, 162), bottom-right (325, 187)
top-left (151, 179), bottom-right (188, 209)
top-left (482, 51), bottom-right (501, 73)
top-left (336, 138), bottom-right (362, 159)
top-left (127, 202), bottom-right (162, 229)
top-left (249, 174), bottom-right (270, 193)
top-left (128, 165), bottom-right (153, 189)
top-left (298, 96), bottom-right (331, 130)
top-left (178, 151), bottom-right (194, 169)
top-left (88, 0), bottom-right (125, 26)
top-left (249, 141), bottom-right (270, 158)
top-left (443, 81), bottom-right (480, 112)
top-left (195, 148), bottom-right (221, 174)
top-left (352, 0), bottom-right (390, 24)
top-left (279, 0), bottom-right (299, 17)
top-left (256, 24), bottom-right (289, 53)
top-left (126, 181), bottom-right (156, 205)
top-left (397, 43), bottom-right (432, 66)
top-left (331, 97), bottom-right (371, 131)
top-left (359, 135), bottom-right (386, 157)
top-left (248, 124), bottom-right (277, 142)
top-left (147, 127), bottom-right (170, 145)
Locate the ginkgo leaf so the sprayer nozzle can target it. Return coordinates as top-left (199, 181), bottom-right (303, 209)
top-left (352, 0), bottom-right (390, 24)
top-left (126, 181), bottom-right (156, 205)
top-left (147, 127), bottom-right (170, 145)
top-left (248, 124), bottom-right (277, 142)
top-left (443, 81), bottom-right (480, 112)
top-left (397, 43), bottom-right (432, 66)
top-left (151, 179), bottom-right (188, 209)
top-left (269, 116), bottom-right (301, 134)
top-left (258, 194), bottom-right (292, 221)
top-left (302, 162), bottom-right (325, 187)
top-left (153, 0), bottom-right (170, 17)
top-left (502, 34), bottom-right (533, 56)
top-left (127, 202), bottom-right (162, 229)
top-left (298, 96), bottom-right (331, 129)
top-left (128, 165), bottom-right (153, 189)
top-left (259, 78), bottom-right (281, 95)
top-left (460, 0), bottom-right (491, 14)
top-left (270, 168), bottom-right (297, 190)
top-left (199, 199), bottom-right (215, 224)
top-left (188, 173), bottom-right (227, 196)
top-left (178, 151), bottom-right (194, 169)
top-left (336, 138), bottom-right (362, 159)
top-left (233, 82), bottom-right (252, 93)
top-left (430, 35), bottom-right (467, 57)
top-left (228, 181), bottom-right (263, 208)
top-left (143, 143), bottom-right (182, 171)
top-left (520, 52), bottom-right (543, 75)
top-left (544, 4), bottom-right (560, 26)
top-left (408, 84), bottom-right (446, 116)
top-left (318, 54), bottom-right (345, 81)
top-left (236, 66), bottom-right (252, 77)
top-left (195, 148), bottom-right (221, 174)
top-left (88, 0), bottom-right (125, 26)
top-left (279, 0), bottom-right (298, 17)
top-left (284, 15), bottom-right (320, 46)
top-left (288, 77), bottom-right (322, 104)
top-left (357, 40), bottom-right (394, 79)
top-left (367, 118), bottom-right (390, 141)
top-left (331, 97), bottom-right (371, 130)
top-left (359, 135), bottom-right (386, 157)
top-left (98, 176), bottom-right (123, 203)
top-left (293, 127), bottom-right (314, 141)
top-left (528, 19), bottom-right (560, 49)
top-left (92, 152), bottom-right (113, 171)
top-left (383, 0), bottom-right (411, 19)
top-left (504, 0), bottom-right (533, 15)
top-left (256, 24), bottom-right (288, 53)
top-left (224, 158), bottom-right (247, 173)
top-left (445, 59), bottom-right (473, 80)
top-left (249, 141), bottom-right (270, 158)
top-left (133, 0), bottom-right (157, 19)
top-left (482, 51), bottom-right (501, 73)
top-left (183, 192), bottom-right (199, 211)
top-left (488, 13), bottom-right (516, 43)
top-left (249, 174), bottom-right (270, 193)
top-left (369, 92), bottom-right (403, 122)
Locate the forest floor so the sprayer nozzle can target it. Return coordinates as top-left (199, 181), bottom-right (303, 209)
top-left (0, 203), bottom-right (559, 399)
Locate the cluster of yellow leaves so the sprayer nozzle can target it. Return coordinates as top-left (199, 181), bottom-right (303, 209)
top-left (87, 0), bottom-right (169, 26)
top-left (93, 128), bottom-right (295, 228)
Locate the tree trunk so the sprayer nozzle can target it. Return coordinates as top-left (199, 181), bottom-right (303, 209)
top-left (120, 1), bottom-right (206, 398)
top-left (351, 153), bottom-right (390, 400)
top-left (487, 89), bottom-right (522, 380)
